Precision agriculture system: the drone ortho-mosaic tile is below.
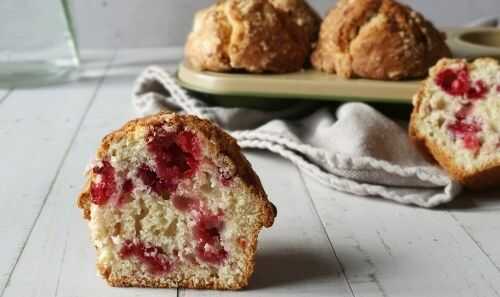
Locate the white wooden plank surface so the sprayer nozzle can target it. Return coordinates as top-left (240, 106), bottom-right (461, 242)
top-left (301, 174), bottom-right (500, 297)
top-left (1, 49), bottom-right (180, 297)
top-left (3, 47), bottom-right (500, 297)
top-left (0, 89), bottom-right (11, 105)
top-left (182, 153), bottom-right (354, 297)
top-left (0, 52), bottom-right (113, 296)
top-left (448, 191), bottom-right (500, 275)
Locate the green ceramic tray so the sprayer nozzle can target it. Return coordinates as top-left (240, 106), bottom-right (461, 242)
top-left (177, 27), bottom-right (500, 106)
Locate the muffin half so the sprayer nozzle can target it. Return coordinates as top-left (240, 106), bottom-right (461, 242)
top-left (78, 113), bottom-right (276, 289)
top-left (410, 58), bottom-right (500, 189)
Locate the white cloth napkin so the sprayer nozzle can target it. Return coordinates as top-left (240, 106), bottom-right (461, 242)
top-left (132, 66), bottom-right (462, 208)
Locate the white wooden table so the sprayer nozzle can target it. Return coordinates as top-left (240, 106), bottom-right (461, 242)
top-left (2, 48), bottom-right (500, 297)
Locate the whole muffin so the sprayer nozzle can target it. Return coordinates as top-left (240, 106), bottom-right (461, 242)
top-left (311, 0), bottom-right (452, 80)
top-left (185, 0), bottom-right (320, 73)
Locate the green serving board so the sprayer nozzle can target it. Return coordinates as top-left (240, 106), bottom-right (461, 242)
top-left (177, 27), bottom-right (500, 106)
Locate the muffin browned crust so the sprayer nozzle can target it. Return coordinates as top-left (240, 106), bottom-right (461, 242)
top-left (185, 0), bottom-right (320, 73)
top-left (311, 0), bottom-right (452, 80)
top-left (78, 113), bottom-right (276, 290)
top-left (410, 58), bottom-right (500, 189)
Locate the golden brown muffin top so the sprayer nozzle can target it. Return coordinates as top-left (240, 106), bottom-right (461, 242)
top-left (312, 0), bottom-right (451, 80)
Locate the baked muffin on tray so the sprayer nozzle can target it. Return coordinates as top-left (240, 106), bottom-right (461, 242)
top-left (77, 113), bottom-right (276, 289)
top-left (410, 58), bottom-right (500, 189)
top-left (185, 0), bottom-right (320, 73)
top-left (311, 0), bottom-right (452, 80)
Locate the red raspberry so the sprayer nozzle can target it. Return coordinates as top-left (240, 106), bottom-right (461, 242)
top-left (195, 242), bottom-right (228, 265)
top-left (172, 195), bottom-right (200, 212)
top-left (119, 240), bottom-right (172, 275)
top-left (462, 133), bottom-right (481, 151)
top-left (193, 211), bottom-right (228, 265)
top-left (448, 113), bottom-right (482, 152)
top-left (141, 126), bottom-right (202, 195)
top-left (435, 67), bottom-right (470, 96)
top-left (90, 161), bottom-right (116, 205)
top-left (117, 179), bottom-right (134, 206)
top-left (467, 80), bottom-right (489, 100)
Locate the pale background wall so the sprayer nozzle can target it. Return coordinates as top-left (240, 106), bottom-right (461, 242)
top-left (69, 0), bottom-right (500, 49)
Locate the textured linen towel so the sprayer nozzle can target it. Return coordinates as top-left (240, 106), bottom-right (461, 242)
top-left (132, 66), bottom-right (462, 208)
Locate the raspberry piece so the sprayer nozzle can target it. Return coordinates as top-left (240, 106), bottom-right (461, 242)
top-left (435, 67), bottom-right (470, 96)
top-left (147, 127), bottom-right (200, 180)
top-left (448, 120), bottom-right (482, 136)
top-left (149, 131), bottom-right (188, 180)
top-left (462, 133), bottom-right (481, 151)
top-left (194, 213), bottom-right (224, 245)
top-left (117, 179), bottom-right (134, 206)
top-left (143, 126), bottom-right (201, 195)
top-left (193, 212), bottom-right (228, 265)
top-left (455, 105), bottom-right (473, 120)
top-left (176, 131), bottom-right (202, 163)
top-left (172, 195), bottom-right (200, 212)
top-left (90, 161), bottom-right (116, 205)
top-left (219, 177), bottom-right (232, 187)
top-left (173, 195), bottom-right (229, 265)
top-left (448, 114), bottom-right (482, 152)
top-left (218, 166), bottom-right (235, 187)
top-left (136, 164), bottom-right (174, 195)
top-left (196, 242), bottom-right (228, 265)
top-left (119, 240), bottom-right (172, 275)
top-left (122, 179), bottom-right (134, 193)
top-left (467, 80), bottom-right (489, 100)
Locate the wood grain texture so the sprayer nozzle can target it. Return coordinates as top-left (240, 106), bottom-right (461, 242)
top-left (0, 51), bottom-right (113, 296)
top-left (3, 48), bottom-right (500, 297)
top-left (449, 191), bottom-right (500, 276)
top-left (301, 173), bottom-right (500, 297)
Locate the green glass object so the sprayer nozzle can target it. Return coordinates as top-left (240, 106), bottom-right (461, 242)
top-left (0, 0), bottom-right (80, 88)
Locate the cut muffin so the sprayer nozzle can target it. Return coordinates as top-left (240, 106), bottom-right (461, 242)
top-left (311, 0), bottom-right (451, 80)
top-left (77, 113), bottom-right (276, 289)
top-left (410, 58), bottom-right (500, 189)
top-left (184, 0), bottom-right (320, 73)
